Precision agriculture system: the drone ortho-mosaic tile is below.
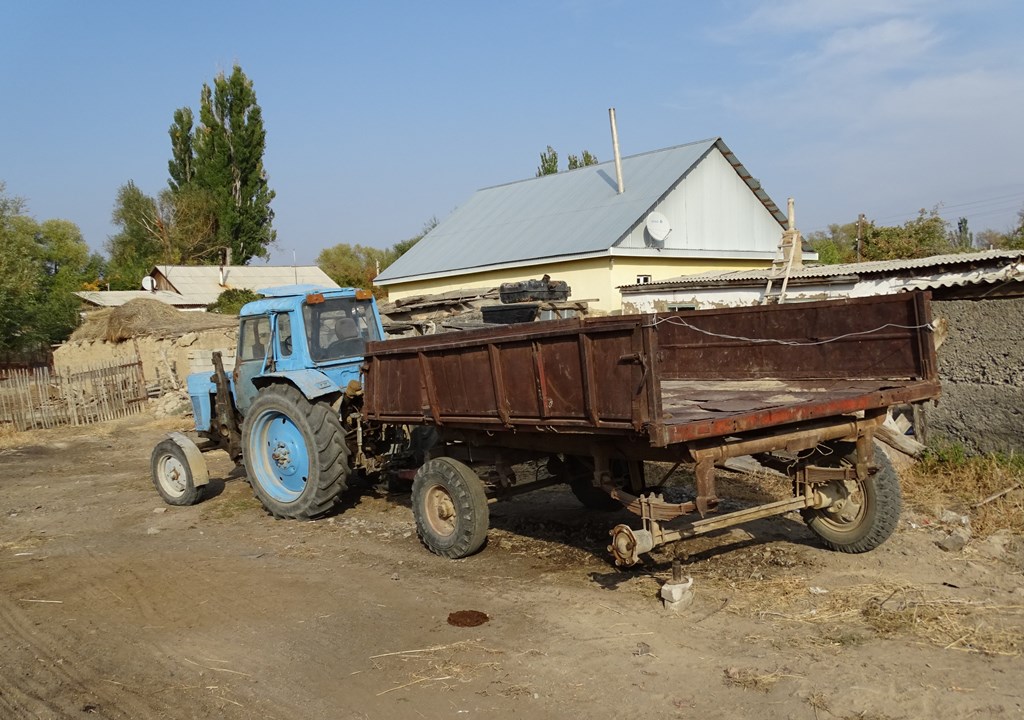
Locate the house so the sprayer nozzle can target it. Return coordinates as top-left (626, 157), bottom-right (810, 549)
top-left (374, 138), bottom-right (810, 312)
top-left (149, 265), bottom-right (339, 306)
top-left (75, 290), bottom-right (207, 311)
top-left (618, 249), bottom-right (1024, 456)
top-left (619, 248), bottom-right (1024, 312)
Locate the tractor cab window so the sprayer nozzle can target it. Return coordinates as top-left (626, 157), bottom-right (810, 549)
top-left (304, 297), bottom-right (381, 362)
top-left (239, 316), bottom-right (271, 363)
top-left (277, 313), bottom-right (293, 357)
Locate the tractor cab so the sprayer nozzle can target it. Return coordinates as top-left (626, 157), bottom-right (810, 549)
top-left (230, 285), bottom-right (384, 415)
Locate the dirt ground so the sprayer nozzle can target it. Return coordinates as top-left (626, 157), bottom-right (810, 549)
top-left (1, 411), bottom-right (1023, 720)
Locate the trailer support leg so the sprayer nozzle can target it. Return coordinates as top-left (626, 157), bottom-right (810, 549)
top-left (694, 458), bottom-right (718, 517)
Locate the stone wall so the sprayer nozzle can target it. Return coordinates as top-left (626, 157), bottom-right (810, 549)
top-left (926, 297), bottom-right (1024, 454)
top-left (54, 328), bottom-right (237, 392)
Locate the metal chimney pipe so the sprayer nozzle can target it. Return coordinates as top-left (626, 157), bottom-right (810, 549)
top-left (609, 108), bottom-right (624, 194)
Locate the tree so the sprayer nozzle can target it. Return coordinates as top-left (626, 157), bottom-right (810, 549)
top-left (385, 216), bottom-right (438, 267)
top-left (0, 182), bottom-right (102, 354)
top-left (950, 217), bottom-right (973, 250)
top-left (317, 217), bottom-right (439, 297)
top-left (536, 146), bottom-right (559, 176)
top-left (167, 107), bottom-right (196, 193)
top-left (536, 146), bottom-right (598, 175)
top-left (567, 150), bottom-right (598, 169)
top-left (805, 221), bottom-right (859, 264)
top-left (105, 182), bottom-right (165, 289)
top-left (317, 243), bottom-right (389, 291)
top-left (164, 65), bottom-right (275, 264)
top-left (207, 288), bottom-right (261, 314)
top-left (808, 210), bottom-right (968, 264)
top-left (861, 209), bottom-right (953, 261)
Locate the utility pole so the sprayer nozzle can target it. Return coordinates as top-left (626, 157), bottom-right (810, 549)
top-left (856, 213), bottom-right (865, 263)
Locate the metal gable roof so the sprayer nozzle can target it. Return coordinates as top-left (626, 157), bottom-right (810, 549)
top-left (153, 265), bottom-right (339, 305)
top-left (74, 290), bottom-right (200, 308)
top-left (377, 138), bottom-right (783, 283)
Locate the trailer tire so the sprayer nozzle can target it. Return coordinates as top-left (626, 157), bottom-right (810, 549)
top-left (151, 437), bottom-right (203, 506)
top-left (412, 457), bottom-right (489, 559)
top-left (802, 442), bottom-right (901, 553)
top-left (242, 384), bottom-right (349, 519)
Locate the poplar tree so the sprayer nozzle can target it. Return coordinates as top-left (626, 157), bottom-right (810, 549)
top-left (168, 65), bottom-right (276, 264)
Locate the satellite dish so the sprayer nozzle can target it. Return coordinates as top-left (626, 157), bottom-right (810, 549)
top-left (645, 212), bottom-right (671, 247)
top-left (141, 276), bottom-right (156, 292)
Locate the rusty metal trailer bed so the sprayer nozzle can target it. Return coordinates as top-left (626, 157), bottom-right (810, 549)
top-left (363, 292), bottom-right (939, 565)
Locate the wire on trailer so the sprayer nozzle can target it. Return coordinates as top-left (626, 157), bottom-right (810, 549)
top-left (642, 315), bottom-right (935, 347)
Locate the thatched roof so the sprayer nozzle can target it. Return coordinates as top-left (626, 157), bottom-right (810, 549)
top-left (71, 299), bottom-right (237, 343)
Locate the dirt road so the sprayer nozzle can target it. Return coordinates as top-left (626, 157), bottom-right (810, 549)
top-left (1, 413), bottom-right (1022, 719)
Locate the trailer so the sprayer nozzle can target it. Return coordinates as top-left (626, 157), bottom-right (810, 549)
top-left (362, 291), bottom-right (939, 565)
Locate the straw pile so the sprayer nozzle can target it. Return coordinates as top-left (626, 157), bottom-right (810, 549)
top-left (71, 299), bottom-right (237, 343)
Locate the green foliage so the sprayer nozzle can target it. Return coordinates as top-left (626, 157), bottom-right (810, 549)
top-left (805, 222), bottom-right (859, 264)
top-left (996, 207), bottom-right (1024, 250)
top-left (0, 182), bottom-right (103, 354)
top-left (950, 217), bottom-right (973, 250)
top-left (105, 181), bottom-right (163, 289)
top-left (190, 65), bottom-right (276, 263)
top-left (106, 180), bottom-right (221, 290)
top-left (317, 217), bottom-right (438, 297)
top-left (317, 243), bottom-right (389, 292)
top-left (861, 209), bottom-right (953, 261)
top-left (567, 150), bottom-right (598, 169)
top-left (118, 64), bottom-right (274, 274)
top-left (537, 146), bottom-right (599, 175)
top-left (167, 107), bottom-right (195, 193)
top-left (207, 288), bottom-right (261, 315)
top-left (536, 146), bottom-right (559, 176)
top-left (807, 210), bottom-right (980, 264)
top-left (108, 66), bottom-right (275, 287)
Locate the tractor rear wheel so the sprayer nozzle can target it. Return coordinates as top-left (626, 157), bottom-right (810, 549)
top-left (242, 384), bottom-right (350, 519)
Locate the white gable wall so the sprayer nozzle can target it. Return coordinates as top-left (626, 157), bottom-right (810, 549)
top-left (617, 147), bottom-right (783, 256)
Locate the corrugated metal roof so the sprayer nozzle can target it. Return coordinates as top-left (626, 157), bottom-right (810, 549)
top-left (377, 138), bottom-right (786, 283)
top-left (74, 290), bottom-right (199, 308)
top-left (622, 249), bottom-right (1024, 290)
top-left (154, 265), bottom-right (339, 305)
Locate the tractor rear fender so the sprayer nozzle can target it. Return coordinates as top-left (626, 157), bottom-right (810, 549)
top-left (165, 432), bottom-right (210, 487)
top-left (253, 369), bottom-right (341, 402)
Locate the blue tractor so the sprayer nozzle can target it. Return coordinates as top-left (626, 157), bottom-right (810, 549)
top-left (150, 284), bottom-right (402, 519)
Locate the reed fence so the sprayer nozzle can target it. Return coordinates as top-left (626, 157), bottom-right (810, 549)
top-left (0, 359), bottom-right (148, 431)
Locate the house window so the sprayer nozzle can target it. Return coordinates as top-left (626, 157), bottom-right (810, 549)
top-left (667, 303), bottom-right (697, 312)
top-left (636, 274), bottom-right (652, 285)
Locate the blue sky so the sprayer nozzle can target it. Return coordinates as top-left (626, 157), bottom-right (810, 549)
top-left (3, 1), bottom-right (1022, 266)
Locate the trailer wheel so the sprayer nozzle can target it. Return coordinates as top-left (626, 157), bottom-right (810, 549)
top-left (802, 441), bottom-right (901, 553)
top-left (412, 457), bottom-right (489, 559)
top-left (151, 437), bottom-right (204, 506)
top-left (242, 384), bottom-right (349, 519)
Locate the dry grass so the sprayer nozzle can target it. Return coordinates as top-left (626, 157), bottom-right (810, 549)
top-left (367, 640), bottom-right (506, 696)
top-left (903, 447), bottom-right (1024, 537)
top-left (71, 299), bottom-right (235, 343)
top-left (723, 666), bottom-right (802, 693)
top-left (705, 574), bottom-right (1024, 656)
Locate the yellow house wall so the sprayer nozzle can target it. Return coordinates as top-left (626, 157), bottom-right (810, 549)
top-left (382, 257), bottom-right (617, 311)
top-left (382, 255), bottom-right (772, 313)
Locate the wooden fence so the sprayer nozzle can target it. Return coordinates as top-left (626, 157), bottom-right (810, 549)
top-left (0, 359), bottom-right (148, 431)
